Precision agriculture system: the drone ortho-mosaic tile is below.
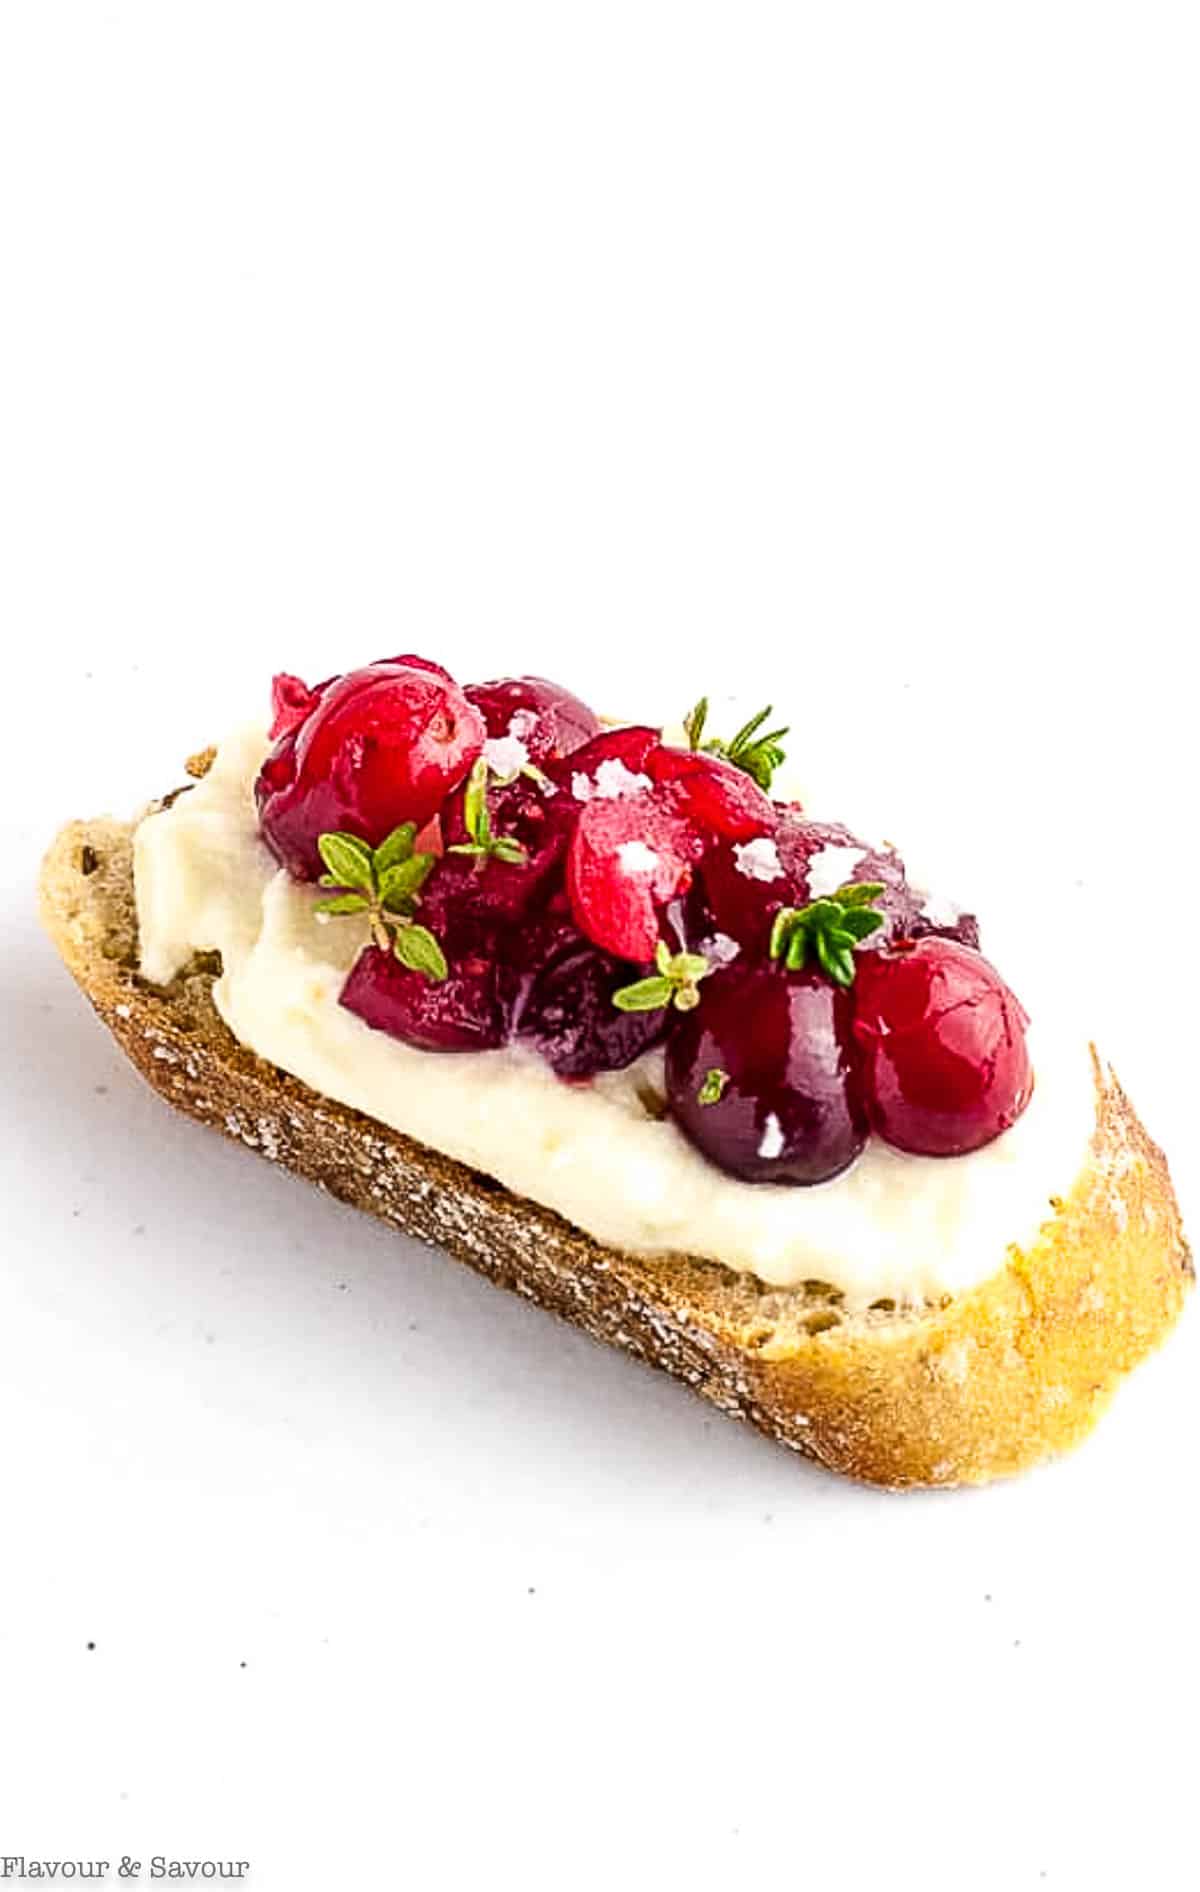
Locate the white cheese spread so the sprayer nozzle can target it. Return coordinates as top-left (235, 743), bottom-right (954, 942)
top-left (133, 724), bottom-right (1098, 1310)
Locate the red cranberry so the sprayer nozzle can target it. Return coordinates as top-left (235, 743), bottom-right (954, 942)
top-left (645, 746), bottom-right (777, 841)
top-left (666, 964), bottom-right (869, 1184)
top-left (499, 913), bottom-right (669, 1077)
top-left (543, 725), bottom-right (662, 794)
top-left (566, 793), bottom-right (705, 963)
top-left (465, 675), bottom-right (601, 764)
top-left (433, 770), bottom-right (578, 927)
top-left (698, 811), bottom-right (976, 959)
top-left (852, 939), bottom-right (1032, 1155)
top-left (256, 659), bottom-right (485, 880)
top-left (340, 928), bottom-right (506, 1053)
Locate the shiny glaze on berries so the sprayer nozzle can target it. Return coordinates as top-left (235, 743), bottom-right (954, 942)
top-left (645, 746), bottom-right (777, 841)
top-left (852, 938), bottom-right (1032, 1155)
top-left (665, 964), bottom-right (869, 1184)
top-left (256, 659), bottom-right (485, 880)
top-left (465, 676), bottom-right (600, 764)
top-left (566, 793), bottom-right (705, 963)
top-left (500, 913), bottom-right (669, 1077)
top-left (340, 926), bottom-right (506, 1053)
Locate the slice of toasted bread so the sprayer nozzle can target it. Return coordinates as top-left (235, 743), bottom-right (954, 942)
top-left (39, 809), bottom-right (1192, 1488)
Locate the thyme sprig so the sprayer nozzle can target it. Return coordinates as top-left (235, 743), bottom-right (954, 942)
top-left (315, 825), bottom-right (448, 981)
top-left (768, 881), bottom-right (885, 988)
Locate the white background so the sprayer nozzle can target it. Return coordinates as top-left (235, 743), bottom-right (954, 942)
top-left (1, 5), bottom-right (1197, 1889)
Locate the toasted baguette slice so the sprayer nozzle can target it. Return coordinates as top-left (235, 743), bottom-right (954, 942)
top-left (40, 809), bottom-right (1192, 1489)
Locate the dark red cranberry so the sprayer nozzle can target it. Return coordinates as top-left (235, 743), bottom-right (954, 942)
top-left (256, 659), bottom-right (485, 880)
top-left (698, 811), bottom-right (970, 959)
top-left (500, 913), bottom-right (669, 1077)
top-left (645, 746), bottom-right (777, 841)
top-left (852, 939), bottom-right (1032, 1155)
top-left (431, 771), bottom-right (578, 927)
top-left (566, 793), bottom-right (705, 963)
top-left (666, 964), bottom-right (868, 1184)
top-left (465, 675), bottom-right (601, 764)
top-left (543, 724), bottom-right (662, 794)
top-left (340, 931), bottom-right (506, 1053)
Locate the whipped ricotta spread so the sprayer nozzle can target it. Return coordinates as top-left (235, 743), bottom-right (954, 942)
top-left (133, 725), bottom-right (1098, 1309)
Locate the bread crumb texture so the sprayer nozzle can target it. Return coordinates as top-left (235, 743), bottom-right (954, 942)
top-left (40, 813), bottom-right (1192, 1488)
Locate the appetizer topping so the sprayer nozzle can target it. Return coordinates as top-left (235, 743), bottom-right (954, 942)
top-left (251, 651), bottom-right (1030, 1183)
top-left (852, 939), bottom-right (1033, 1156)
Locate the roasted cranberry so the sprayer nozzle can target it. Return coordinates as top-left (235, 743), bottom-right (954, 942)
top-left (544, 725), bottom-right (662, 796)
top-left (645, 746), bottom-right (777, 841)
top-left (433, 771), bottom-right (578, 926)
top-left (500, 913), bottom-right (669, 1077)
top-left (256, 659), bottom-right (485, 880)
top-left (852, 939), bottom-right (1032, 1155)
top-left (699, 811), bottom-right (963, 959)
top-left (566, 793), bottom-right (705, 963)
top-left (666, 964), bottom-right (868, 1184)
top-left (465, 676), bottom-right (600, 764)
top-left (340, 927), bottom-right (506, 1053)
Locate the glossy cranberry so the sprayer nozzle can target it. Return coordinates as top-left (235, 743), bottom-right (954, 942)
top-left (465, 675), bottom-right (601, 764)
top-left (666, 964), bottom-right (868, 1184)
top-left (698, 811), bottom-right (977, 959)
top-left (566, 793), bottom-right (705, 963)
top-left (500, 914), bottom-right (669, 1077)
top-left (256, 659), bottom-right (486, 880)
top-left (852, 939), bottom-right (1032, 1155)
top-left (433, 771), bottom-right (578, 926)
top-left (645, 746), bottom-right (777, 841)
top-left (269, 672), bottom-right (326, 741)
top-left (544, 725), bottom-right (662, 795)
top-left (340, 928), bottom-right (507, 1053)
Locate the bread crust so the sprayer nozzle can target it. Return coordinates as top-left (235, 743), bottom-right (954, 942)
top-left (39, 814), bottom-right (1192, 1488)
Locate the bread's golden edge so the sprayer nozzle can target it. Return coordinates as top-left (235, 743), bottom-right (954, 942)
top-left (38, 816), bottom-right (1193, 1490)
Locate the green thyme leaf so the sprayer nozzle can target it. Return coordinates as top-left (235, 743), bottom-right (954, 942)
top-left (379, 853), bottom-right (435, 911)
top-left (613, 976), bottom-right (675, 1012)
top-left (680, 696), bottom-right (790, 791)
top-left (393, 923), bottom-right (448, 982)
top-left (770, 882), bottom-right (886, 988)
top-left (462, 757), bottom-right (490, 846)
top-left (839, 907), bottom-right (885, 942)
top-left (314, 892), bottom-right (371, 916)
top-left (373, 823), bottom-right (418, 876)
top-left (698, 1068), bottom-right (729, 1106)
top-left (317, 831), bottom-right (376, 893)
top-left (835, 880), bottom-right (886, 909)
top-left (454, 756), bottom-right (528, 867)
top-left (683, 697), bottom-right (709, 751)
top-left (613, 943), bottom-right (717, 1015)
